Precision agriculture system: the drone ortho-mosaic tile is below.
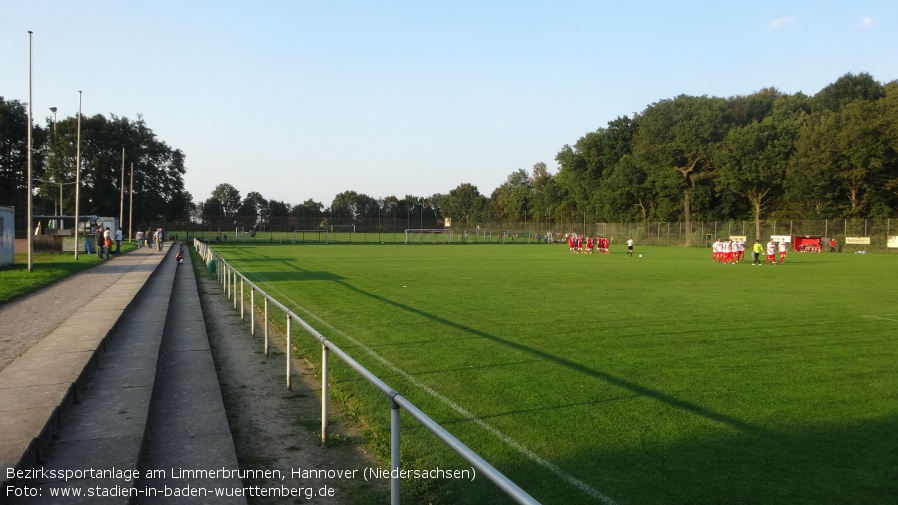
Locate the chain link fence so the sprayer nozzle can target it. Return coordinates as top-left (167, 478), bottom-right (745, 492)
top-left (182, 216), bottom-right (898, 252)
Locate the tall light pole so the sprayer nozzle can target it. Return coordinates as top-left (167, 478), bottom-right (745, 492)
top-left (74, 91), bottom-right (82, 260)
top-left (128, 162), bottom-right (134, 242)
top-left (119, 147), bottom-right (125, 240)
top-left (49, 106), bottom-right (59, 215)
top-left (27, 31), bottom-right (34, 272)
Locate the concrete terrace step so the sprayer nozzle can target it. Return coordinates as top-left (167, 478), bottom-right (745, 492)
top-left (1, 249), bottom-right (169, 481)
top-left (136, 245), bottom-right (244, 504)
top-left (1, 245), bottom-right (244, 505)
top-left (11, 248), bottom-right (177, 504)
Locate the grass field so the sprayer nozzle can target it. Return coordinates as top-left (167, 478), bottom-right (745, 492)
top-left (205, 242), bottom-right (898, 505)
top-left (0, 243), bottom-right (140, 305)
top-left (0, 252), bottom-right (103, 305)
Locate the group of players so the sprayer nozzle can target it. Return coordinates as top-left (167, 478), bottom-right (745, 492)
top-left (711, 238), bottom-right (746, 264)
top-left (762, 239), bottom-right (788, 265)
top-left (567, 234), bottom-right (612, 254)
top-left (713, 237), bottom-right (788, 265)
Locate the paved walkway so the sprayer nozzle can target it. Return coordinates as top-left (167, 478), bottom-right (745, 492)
top-left (0, 248), bottom-right (165, 371)
top-left (0, 245), bottom-right (244, 504)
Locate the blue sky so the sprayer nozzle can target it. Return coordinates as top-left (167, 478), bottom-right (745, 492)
top-left (3, 1), bottom-right (897, 206)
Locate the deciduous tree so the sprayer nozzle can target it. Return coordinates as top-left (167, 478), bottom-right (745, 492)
top-left (633, 95), bottom-right (730, 245)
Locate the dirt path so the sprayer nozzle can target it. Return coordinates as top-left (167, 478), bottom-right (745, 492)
top-left (194, 256), bottom-right (389, 504)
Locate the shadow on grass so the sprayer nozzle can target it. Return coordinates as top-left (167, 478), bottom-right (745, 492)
top-left (248, 270), bottom-right (344, 282)
top-left (329, 280), bottom-right (896, 503)
top-left (231, 263), bottom-right (896, 505)
top-left (456, 413), bottom-right (898, 505)
top-left (335, 280), bottom-right (763, 436)
top-left (224, 252), bottom-right (345, 282)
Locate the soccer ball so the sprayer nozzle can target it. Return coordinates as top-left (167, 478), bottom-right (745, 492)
top-left (638, 254), bottom-right (643, 258)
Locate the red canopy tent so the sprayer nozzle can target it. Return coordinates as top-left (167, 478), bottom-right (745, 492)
top-left (793, 236), bottom-right (823, 252)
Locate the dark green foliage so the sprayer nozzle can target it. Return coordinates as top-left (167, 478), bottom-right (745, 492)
top-left (1, 99), bottom-right (191, 230)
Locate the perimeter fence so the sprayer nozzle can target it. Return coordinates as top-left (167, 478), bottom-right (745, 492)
top-left (194, 239), bottom-right (541, 505)
top-left (192, 218), bottom-right (898, 251)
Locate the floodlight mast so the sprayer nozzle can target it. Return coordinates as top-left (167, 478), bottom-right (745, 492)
top-left (50, 107), bottom-right (60, 214)
top-left (120, 148), bottom-right (125, 243)
top-left (74, 91), bottom-right (82, 260)
top-left (129, 162), bottom-right (134, 243)
top-left (27, 31), bottom-right (34, 272)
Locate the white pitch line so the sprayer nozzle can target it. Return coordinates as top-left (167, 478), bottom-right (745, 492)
top-left (256, 280), bottom-right (617, 505)
top-left (861, 314), bottom-right (898, 322)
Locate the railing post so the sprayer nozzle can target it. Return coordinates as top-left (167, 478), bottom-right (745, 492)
top-left (391, 395), bottom-right (401, 505)
top-left (250, 287), bottom-right (255, 336)
top-left (233, 270), bottom-right (238, 309)
top-left (264, 297), bottom-right (270, 356)
top-left (286, 315), bottom-right (292, 390)
top-left (240, 277), bottom-right (244, 319)
top-left (321, 343), bottom-right (329, 445)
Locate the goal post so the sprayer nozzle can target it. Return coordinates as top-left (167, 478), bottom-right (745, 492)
top-left (292, 230), bottom-right (330, 244)
top-left (404, 228), bottom-right (453, 244)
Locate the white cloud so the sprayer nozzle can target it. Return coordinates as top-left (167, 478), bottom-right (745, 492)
top-left (853, 17), bottom-right (875, 29)
top-left (768, 17), bottom-right (797, 30)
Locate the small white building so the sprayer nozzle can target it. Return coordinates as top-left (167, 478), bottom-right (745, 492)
top-left (0, 205), bottom-right (14, 267)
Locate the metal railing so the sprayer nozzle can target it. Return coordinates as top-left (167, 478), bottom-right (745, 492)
top-left (195, 239), bottom-right (540, 505)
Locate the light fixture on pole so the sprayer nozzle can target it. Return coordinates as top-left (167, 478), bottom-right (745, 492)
top-left (27, 31), bottom-right (34, 272)
top-left (74, 91), bottom-right (82, 260)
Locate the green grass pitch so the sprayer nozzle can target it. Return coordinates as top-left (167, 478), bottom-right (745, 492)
top-left (208, 242), bottom-right (898, 505)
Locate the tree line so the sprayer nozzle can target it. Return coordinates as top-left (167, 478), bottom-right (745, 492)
top-left (198, 73), bottom-right (898, 245)
top-left (0, 97), bottom-right (191, 231)
top-left (553, 72), bottom-right (898, 244)
top-left (3, 72), bottom-right (897, 242)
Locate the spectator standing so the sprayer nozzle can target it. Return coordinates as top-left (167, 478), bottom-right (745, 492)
top-left (95, 226), bottom-right (105, 259)
top-left (103, 227), bottom-right (112, 259)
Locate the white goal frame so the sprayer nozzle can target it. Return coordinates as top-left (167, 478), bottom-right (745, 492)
top-left (404, 228), bottom-right (453, 244)
top-left (329, 224), bottom-right (356, 233)
top-left (292, 229), bottom-right (330, 244)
